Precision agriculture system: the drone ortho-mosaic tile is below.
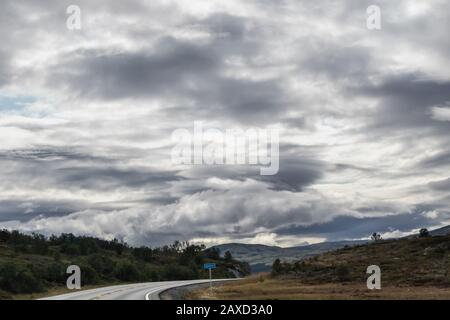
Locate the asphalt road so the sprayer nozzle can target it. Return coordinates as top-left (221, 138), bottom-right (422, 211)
top-left (40, 279), bottom-right (234, 300)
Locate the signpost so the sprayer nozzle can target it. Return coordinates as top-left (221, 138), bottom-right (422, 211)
top-left (203, 263), bottom-right (217, 290)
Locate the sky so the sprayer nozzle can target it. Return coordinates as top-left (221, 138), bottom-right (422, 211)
top-left (0, 0), bottom-right (449, 247)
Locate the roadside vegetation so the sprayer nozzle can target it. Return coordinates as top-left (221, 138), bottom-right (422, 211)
top-left (0, 229), bottom-right (250, 299)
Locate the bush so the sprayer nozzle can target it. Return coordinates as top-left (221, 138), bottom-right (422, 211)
top-left (163, 264), bottom-right (196, 281)
top-left (419, 228), bottom-right (430, 238)
top-left (61, 244), bottom-right (80, 255)
top-left (133, 247), bottom-right (154, 262)
top-left (0, 264), bottom-right (45, 293)
top-left (39, 262), bottom-right (66, 284)
top-left (371, 233), bottom-right (382, 241)
top-left (335, 265), bottom-right (351, 282)
top-left (79, 264), bottom-right (100, 285)
top-left (87, 254), bottom-right (115, 276)
top-left (32, 233), bottom-right (49, 255)
top-left (141, 265), bottom-right (162, 282)
top-left (114, 262), bottom-right (141, 282)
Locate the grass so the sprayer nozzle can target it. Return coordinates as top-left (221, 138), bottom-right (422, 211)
top-left (188, 275), bottom-right (450, 300)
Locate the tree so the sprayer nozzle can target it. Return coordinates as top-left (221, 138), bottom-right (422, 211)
top-left (371, 232), bottom-right (382, 241)
top-left (0, 264), bottom-right (45, 293)
top-left (114, 262), bottom-right (140, 282)
top-left (32, 233), bottom-right (49, 255)
top-left (419, 228), bottom-right (430, 238)
top-left (88, 254), bottom-right (115, 275)
top-left (224, 251), bottom-right (233, 262)
top-left (271, 258), bottom-right (283, 275)
top-left (205, 247), bottom-right (220, 260)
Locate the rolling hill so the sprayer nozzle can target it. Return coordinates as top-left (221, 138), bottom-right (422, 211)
top-left (275, 233), bottom-right (450, 286)
top-left (191, 232), bottom-right (450, 300)
top-left (214, 225), bottom-right (450, 272)
top-left (213, 240), bottom-right (367, 272)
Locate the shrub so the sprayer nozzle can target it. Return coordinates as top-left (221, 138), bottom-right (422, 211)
top-left (87, 254), bottom-right (115, 275)
top-left (0, 264), bottom-right (45, 293)
top-left (371, 233), bottom-right (382, 241)
top-left (163, 264), bottom-right (196, 281)
top-left (419, 228), bottom-right (430, 238)
top-left (61, 244), bottom-right (80, 255)
top-left (114, 262), bottom-right (141, 282)
top-left (39, 262), bottom-right (66, 284)
top-left (335, 265), bottom-right (351, 282)
top-left (271, 258), bottom-right (283, 276)
top-left (79, 264), bottom-right (100, 285)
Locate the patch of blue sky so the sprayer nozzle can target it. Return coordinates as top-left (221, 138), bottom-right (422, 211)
top-left (0, 94), bottom-right (49, 117)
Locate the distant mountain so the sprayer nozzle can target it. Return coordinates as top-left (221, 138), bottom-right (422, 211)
top-left (213, 240), bottom-right (367, 272)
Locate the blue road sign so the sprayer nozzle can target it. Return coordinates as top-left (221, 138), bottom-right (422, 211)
top-left (203, 263), bottom-right (216, 270)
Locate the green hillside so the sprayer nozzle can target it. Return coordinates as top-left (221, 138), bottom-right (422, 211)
top-left (0, 230), bottom-right (250, 299)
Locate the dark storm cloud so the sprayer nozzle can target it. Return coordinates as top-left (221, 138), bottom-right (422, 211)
top-left (0, 148), bottom-right (111, 162)
top-left (47, 12), bottom-right (290, 123)
top-left (258, 157), bottom-right (325, 192)
top-left (0, 148), bottom-right (183, 192)
top-left (276, 211), bottom-right (437, 240)
top-left (356, 73), bottom-right (450, 133)
top-left (0, 199), bottom-right (85, 222)
top-left (56, 166), bottom-right (184, 191)
top-left (49, 39), bottom-right (218, 100)
top-left (182, 154), bottom-right (325, 192)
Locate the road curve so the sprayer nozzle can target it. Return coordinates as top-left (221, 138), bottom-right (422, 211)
top-left (39, 279), bottom-right (236, 300)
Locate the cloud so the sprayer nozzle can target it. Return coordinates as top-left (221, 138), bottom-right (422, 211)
top-left (430, 102), bottom-right (450, 122)
top-left (275, 211), bottom-right (441, 240)
top-left (6, 181), bottom-right (350, 246)
top-left (429, 178), bottom-right (450, 191)
top-left (357, 74), bottom-right (450, 134)
top-left (0, 0), bottom-right (449, 247)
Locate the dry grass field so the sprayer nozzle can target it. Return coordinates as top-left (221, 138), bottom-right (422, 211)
top-left (188, 275), bottom-right (450, 300)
